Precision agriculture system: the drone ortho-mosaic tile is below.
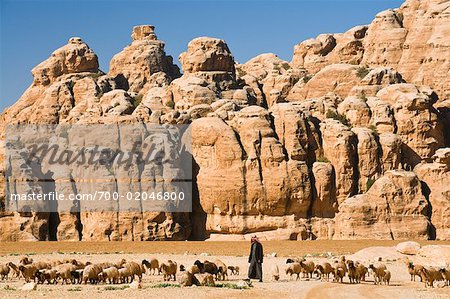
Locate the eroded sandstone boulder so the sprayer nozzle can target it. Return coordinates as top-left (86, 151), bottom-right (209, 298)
top-left (320, 119), bottom-right (357, 204)
top-left (334, 170), bottom-right (430, 239)
top-left (109, 25), bottom-right (180, 94)
top-left (414, 148), bottom-right (450, 240)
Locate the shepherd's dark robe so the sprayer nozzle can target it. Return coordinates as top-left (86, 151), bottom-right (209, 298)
top-left (248, 241), bottom-right (263, 280)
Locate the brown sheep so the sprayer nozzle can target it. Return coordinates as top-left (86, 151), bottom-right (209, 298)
top-left (215, 259), bottom-right (228, 280)
top-left (286, 262), bottom-right (302, 280)
top-left (315, 263), bottom-right (333, 281)
top-left (19, 256), bottom-right (33, 265)
top-left (407, 262), bottom-right (423, 282)
top-left (98, 266), bottom-right (119, 284)
top-left (51, 260), bottom-right (63, 267)
top-left (160, 260), bottom-right (177, 281)
top-left (355, 262), bottom-right (368, 282)
top-left (178, 271), bottom-right (195, 287)
top-left (0, 264), bottom-right (10, 280)
top-left (187, 265), bottom-right (200, 275)
top-left (36, 269), bottom-right (58, 284)
top-left (300, 260), bottom-right (315, 279)
top-left (124, 261), bottom-right (144, 282)
top-left (333, 257), bottom-right (348, 274)
top-left (118, 267), bottom-right (133, 283)
top-left (227, 266), bottom-right (240, 275)
top-left (332, 267), bottom-right (345, 283)
top-left (97, 262), bottom-right (115, 270)
top-left (70, 260), bottom-right (87, 270)
top-left (82, 264), bottom-right (102, 284)
top-left (420, 267), bottom-right (444, 288)
top-left (194, 260), bottom-right (218, 276)
top-left (347, 260), bottom-right (358, 284)
top-left (142, 258), bottom-right (160, 275)
top-left (439, 268), bottom-right (450, 286)
top-left (32, 261), bottom-right (52, 270)
top-left (369, 263), bottom-right (387, 285)
top-left (56, 264), bottom-right (77, 284)
top-left (7, 262), bottom-right (20, 278)
top-left (382, 270), bottom-right (391, 285)
top-left (19, 265), bottom-right (38, 283)
top-left (194, 273), bottom-right (215, 286)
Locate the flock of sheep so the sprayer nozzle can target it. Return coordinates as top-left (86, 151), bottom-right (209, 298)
top-left (0, 255), bottom-right (449, 289)
top-left (0, 256), bottom-right (241, 287)
top-left (281, 257), bottom-right (449, 288)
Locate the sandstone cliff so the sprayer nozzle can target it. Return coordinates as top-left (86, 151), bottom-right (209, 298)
top-left (1, 0), bottom-right (449, 241)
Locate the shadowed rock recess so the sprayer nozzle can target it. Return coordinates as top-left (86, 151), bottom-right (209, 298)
top-left (1, 0), bottom-right (449, 241)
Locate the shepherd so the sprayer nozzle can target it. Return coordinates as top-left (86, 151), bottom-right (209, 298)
top-left (248, 235), bottom-right (263, 282)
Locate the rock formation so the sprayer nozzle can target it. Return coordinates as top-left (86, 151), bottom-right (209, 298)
top-left (1, 0), bottom-right (449, 241)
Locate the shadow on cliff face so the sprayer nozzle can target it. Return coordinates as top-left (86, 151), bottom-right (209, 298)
top-left (420, 180), bottom-right (436, 240)
top-left (43, 171), bottom-right (60, 241)
top-left (437, 106), bottom-right (450, 148)
top-left (187, 154), bottom-right (207, 240)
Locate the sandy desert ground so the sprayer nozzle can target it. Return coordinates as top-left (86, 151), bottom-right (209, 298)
top-left (0, 241), bottom-right (449, 298)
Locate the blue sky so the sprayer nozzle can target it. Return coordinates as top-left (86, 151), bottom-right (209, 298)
top-left (0, 0), bottom-right (403, 112)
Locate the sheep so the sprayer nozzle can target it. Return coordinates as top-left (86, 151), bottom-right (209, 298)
top-left (194, 273), bottom-right (215, 286)
top-left (160, 260), bottom-right (177, 281)
top-left (118, 267), bottom-right (133, 283)
top-left (369, 263), bottom-right (387, 285)
top-left (19, 256), bottom-right (33, 265)
top-left (32, 261), bottom-right (51, 270)
top-left (98, 266), bottom-right (119, 284)
top-left (347, 260), bottom-right (358, 284)
top-left (272, 265), bottom-right (280, 281)
top-left (194, 260), bottom-right (219, 277)
top-left (18, 265), bottom-right (38, 283)
top-left (70, 270), bottom-right (83, 284)
top-left (51, 260), bottom-right (63, 267)
top-left (56, 264), bottom-right (77, 284)
top-left (439, 268), bottom-right (450, 286)
top-left (35, 269), bottom-right (57, 284)
top-left (82, 264), bottom-right (102, 284)
top-left (70, 260), bottom-right (88, 270)
top-left (382, 270), bottom-right (391, 285)
top-left (142, 258), bottom-right (160, 275)
top-left (286, 262), bottom-right (302, 280)
top-left (315, 263), bottom-right (333, 281)
top-left (179, 265), bottom-right (185, 272)
top-left (332, 267), bottom-right (345, 283)
top-left (227, 266), bottom-right (240, 275)
top-left (187, 265), bottom-right (200, 275)
top-left (115, 259), bottom-right (127, 269)
top-left (286, 258), bottom-right (300, 264)
top-left (43, 269), bottom-right (58, 284)
top-left (179, 271), bottom-right (195, 287)
top-left (215, 259), bottom-right (228, 280)
top-left (97, 262), bottom-right (115, 270)
top-left (355, 262), bottom-right (368, 282)
top-left (407, 261), bottom-right (423, 282)
top-left (420, 267), bottom-right (444, 288)
top-left (124, 261), bottom-right (144, 282)
top-left (333, 257), bottom-right (348, 274)
top-left (299, 260), bottom-right (315, 279)
top-left (0, 264), bottom-right (10, 280)
top-left (7, 262), bottom-right (20, 278)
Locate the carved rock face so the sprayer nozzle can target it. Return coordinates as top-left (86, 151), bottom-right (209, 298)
top-left (1, 0), bottom-right (450, 241)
